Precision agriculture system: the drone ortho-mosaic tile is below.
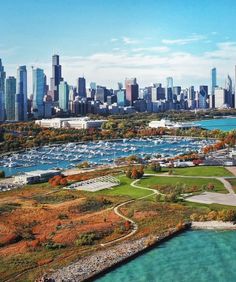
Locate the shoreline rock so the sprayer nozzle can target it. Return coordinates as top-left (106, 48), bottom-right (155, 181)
top-left (191, 220), bottom-right (236, 230)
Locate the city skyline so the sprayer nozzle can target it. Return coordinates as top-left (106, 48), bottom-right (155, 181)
top-left (1, 0), bottom-right (236, 89)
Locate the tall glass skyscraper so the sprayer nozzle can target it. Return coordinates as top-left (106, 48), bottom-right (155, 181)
top-left (125, 78), bottom-right (139, 106)
top-left (211, 68), bottom-right (217, 93)
top-left (16, 65), bottom-right (27, 121)
top-left (166, 77), bottom-right (173, 101)
top-left (78, 77), bottom-right (86, 98)
top-left (59, 81), bottom-right (69, 111)
top-left (0, 59), bottom-right (6, 121)
top-left (32, 68), bottom-right (45, 118)
top-left (50, 54), bottom-right (62, 101)
top-left (199, 85), bottom-right (208, 109)
top-left (5, 76), bottom-right (16, 120)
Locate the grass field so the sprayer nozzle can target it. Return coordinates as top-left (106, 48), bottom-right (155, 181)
top-left (95, 175), bottom-right (151, 199)
top-left (228, 178), bottom-right (236, 192)
top-left (146, 166), bottom-right (233, 177)
top-left (138, 175), bottom-right (226, 193)
top-left (182, 201), bottom-right (236, 211)
top-left (172, 166), bottom-right (233, 177)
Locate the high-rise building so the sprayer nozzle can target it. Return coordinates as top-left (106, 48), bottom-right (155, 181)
top-left (188, 86), bottom-right (196, 109)
top-left (125, 78), bottom-right (139, 106)
top-left (199, 85), bottom-right (208, 109)
top-left (0, 59), bottom-right (6, 121)
top-left (59, 81), bottom-right (69, 111)
top-left (211, 68), bottom-right (217, 108)
top-left (116, 89), bottom-right (126, 107)
top-left (95, 86), bottom-right (107, 103)
top-left (5, 76), bottom-right (16, 120)
top-left (211, 68), bottom-right (217, 93)
top-left (77, 77), bottom-right (86, 98)
top-left (225, 75), bottom-right (233, 107)
top-left (214, 88), bottom-right (227, 108)
top-left (166, 77), bottom-right (173, 101)
top-left (16, 65), bottom-right (27, 121)
top-left (50, 54), bottom-right (62, 101)
top-left (151, 84), bottom-right (165, 101)
top-left (32, 68), bottom-right (45, 118)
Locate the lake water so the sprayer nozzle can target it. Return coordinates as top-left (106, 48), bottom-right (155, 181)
top-left (97, 230), bottom-right (236, 282)
top-left (196, 117), bottom-right (236, 131)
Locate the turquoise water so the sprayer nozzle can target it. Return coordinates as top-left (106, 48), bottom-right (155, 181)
top-left (196, 117), bottom-right (236, 131)
top-left (97, 230), bottom-right (236, 282)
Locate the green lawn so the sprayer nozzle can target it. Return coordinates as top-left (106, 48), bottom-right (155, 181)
top-left (182, 201), bottom-right (236, 211)
top-left (228, 178), bottom-right (236, 192)
top-left (138, 175), bottom-right (226, 193)
top-left (172, 166), bottom-right (233, 177)
top-left (95, 175), bottom-right (152, 199)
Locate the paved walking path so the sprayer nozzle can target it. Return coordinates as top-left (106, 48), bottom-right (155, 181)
top-left (102, 172), bottom-right (236, 246)
top-left (101, 177), bottom-right (159, 246)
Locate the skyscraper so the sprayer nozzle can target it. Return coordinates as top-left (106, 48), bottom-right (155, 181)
top-left (16, 65), bottom-right (27, 121)
top-left (199, 85), bottom-right (208, 109)
top-left (50, 54), bottom-right (62, 101)
top-left (211, 68), bottom-right (217, 108)
top-left (77, 77), bottom-right (86, 98)
top-left (125, 78), bottom-right (139, 106)
top-left (5, 76), bottom-right (16, 120)
top-left (59, 81), bottom-right (69, 111)
top-left (225, 75), bottom-right (233, 107)
top-left (166, 77), bottom-right (173, 102)
top-left (0, 59), bottom-right (6, 121)
top-left (32, 68), bottom-right (45, 118)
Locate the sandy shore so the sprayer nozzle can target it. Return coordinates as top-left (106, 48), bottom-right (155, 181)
top-left (191, 221), bottom-right (236, 230)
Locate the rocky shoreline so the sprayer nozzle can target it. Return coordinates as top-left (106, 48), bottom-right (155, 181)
top-left (40, 221), bottom-right (236, 282)
top-left (40, 225), bottom-right (190, 282)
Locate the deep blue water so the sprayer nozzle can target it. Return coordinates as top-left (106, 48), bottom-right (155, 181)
top-left (96, 230), bottom-right (236, 282)
top-left (196, 117), bottom-right (236, 131)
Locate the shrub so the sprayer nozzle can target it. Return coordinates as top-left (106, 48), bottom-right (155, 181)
top-left (58, 213), bottom-right (68, 220)
top-left (0, 170), bottom-right (5, 178)
top-left (150, 162), bottom-right (161, 172)
top-left (69, 198), bottom-right (112, 213)
top-left (43, 239), bottom-right (66, 250)
top-left (207, 183), bottom-right (215, 191)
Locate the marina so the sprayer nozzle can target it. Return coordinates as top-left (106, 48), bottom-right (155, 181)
top-left (0, 137), bottom-right (215, 177)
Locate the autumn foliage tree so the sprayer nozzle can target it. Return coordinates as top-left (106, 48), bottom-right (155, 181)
top-left (126, 166), bottom-right (144, 179)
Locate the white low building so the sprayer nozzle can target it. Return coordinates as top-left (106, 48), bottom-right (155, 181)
top-left (14, 169), bottom-right (61, 184)
top-left (35, 117), bottom-right (107, 129)
top-left (149, 119), bottom-right (200, 129)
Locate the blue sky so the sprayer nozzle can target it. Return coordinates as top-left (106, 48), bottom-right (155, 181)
top-left (1, 0), bottom-right (236, 90)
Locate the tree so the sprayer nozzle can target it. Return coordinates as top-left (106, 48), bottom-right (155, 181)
top-left (126, 168), bottom-right (132, 179)
top-left (131, 167), bottom-right (139, 179)
top-left (60, 178), bottom-right (68, 186)
top-left (150, 162), bottom-right (161, 172)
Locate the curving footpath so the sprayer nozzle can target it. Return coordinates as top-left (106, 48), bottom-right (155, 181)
top-left (101, 178), bottom-right (160, 246)
top-left (101, 173), bottom-right (236, 246)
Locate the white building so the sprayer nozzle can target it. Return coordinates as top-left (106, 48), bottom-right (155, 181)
top-left (35, 117), bottom-right (107, 129)
top-left (149, 119), bottom-right (200, 129)
top-left (14, 169), bottom-right (61, 184)
top-left (214, 88), bottom-right (227, 108)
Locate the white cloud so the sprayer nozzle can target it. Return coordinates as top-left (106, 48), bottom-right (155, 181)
top-left (122, 37), bottom-right (139, 45)
top-left (5, 41), bottom-right (236, 93)
top-left (110, 38), bottom-right (118, 42)
top-left (162, 34), bottom-right (206, 45)
top-left (132, 46), bottom-right (170, 53)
